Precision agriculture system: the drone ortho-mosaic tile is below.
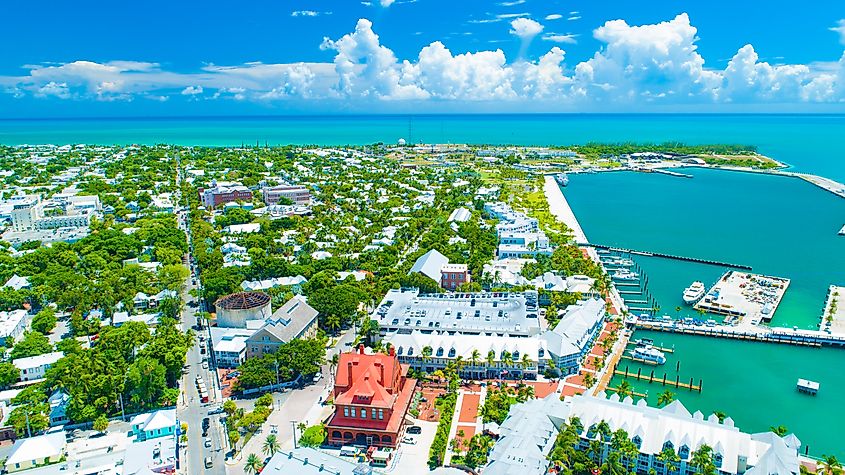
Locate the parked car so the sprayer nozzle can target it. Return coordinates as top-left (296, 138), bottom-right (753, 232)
top-left (204, 438), bottom-right (212, 448)
top-left (204, 456), bottom-right (213, 468)
top-left (312, 373), bottom-right (323, 383)
top-left (402, 437), bottom-right (417, 445)
top-left (407, 426), bottom-right (422, 435)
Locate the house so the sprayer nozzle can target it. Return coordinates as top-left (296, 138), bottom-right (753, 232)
top-left (325, 345), bottom-right (417, 448)
top-left (4, 432), bottom-right (66, 473)
top-left (245, 296), bottom-right (319, 359)
top-left (13, 351), bottom-right (64, 382)
top-left (543, 298), bottom-right (605, 375)
top-left (409, 249), bottom-right (471, 291)
top-left (240, 275), bottom-right (308, 292)
top-left (2, 274), bottom-right (30, 291)
top-left (0, 309), bottom-right (29, 341)
top-left (48, 389), bottom-right (70, 427)
top-left (129, 409), bottom-right (177, 442)
top-left (210, 327), bottom-right (257, 369)
top-left (223, 223), bottom-right (261, 234)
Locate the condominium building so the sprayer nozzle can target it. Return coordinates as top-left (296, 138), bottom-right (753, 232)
top-left (543, 298), bottom-right (606, 375)
top-left (486, 392), bottom-right (802, 475)
top-left (261, 185), bottom-right (311, 206)
top-left (199, 181), bottom-right (253, 208)
top-left (484, 202), bottom-right (553, 259)
top-left (9, 194), bottom-right (101, 232)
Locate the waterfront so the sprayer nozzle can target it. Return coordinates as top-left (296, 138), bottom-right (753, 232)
top-left (563, 167), bottom-right (845, 457)
top-left (2, 114), bottom-right (845, 182)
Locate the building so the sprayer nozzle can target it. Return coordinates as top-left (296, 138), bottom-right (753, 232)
top-left (484, 202), bottom-right (553, 259)
top-left (373, 288), bottom-right (542, 338)
top-left (245, 295), bottom-right (319, 359)
top-left (447, 207), bottom-right (472, 224)
top-left (13, 351), bottom-right (64, 382)
top-left (408, 249), bottom-right (471, 291)
top-left (3, 275), bottom-right (30, 292)
top-left (262, 185), bottom-right (312, 205)
top-left (214, 291), bottom-right (273, 328)
top-left (47, 390), bottom-right (70, 427)
top-left (4, 432), bottom-right (66, 473)
top-left (240, 275), bottom-right (308, 292)
top-left (542, 298), bottom-right (606, 375)
top-left (262, 448), bottom-right (368, 475)
top-left (485, 392), bottom-right (802, 475)
top-left (199, 181), bottom-right (253, 208)
top-left (129, 409), bottom-right (177, 442)
top-left (384, 330), bottom-right (548, 380)
top-left (210, 326), bottom-right (257, 369)
top-left (9, 194), bottom-right (101, 232)
top-left (0, 309), bottom-right (29, 341)
top-left (326, 345), bottom-right (417, 448)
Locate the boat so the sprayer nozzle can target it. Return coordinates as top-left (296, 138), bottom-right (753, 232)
top-left (682, 281), bottom-right (706, 305)
top-left (554, 173), bottom-right (569, 186)
top-left (633, 338), bottom-right (654, 347)
top-left (612, 270), bottom-right (640, 281)
top-left (630, 345), bottom-right (667, 365)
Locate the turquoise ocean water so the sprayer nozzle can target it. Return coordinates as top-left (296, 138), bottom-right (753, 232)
top-left (2, 114), bottom-right (844, 454)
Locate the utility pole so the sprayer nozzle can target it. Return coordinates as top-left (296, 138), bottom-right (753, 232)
top-left (291, 421), bottom-right (298, 449)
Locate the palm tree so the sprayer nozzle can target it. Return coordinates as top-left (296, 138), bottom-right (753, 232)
top-left (583, 372), bottom-right (596, 390)
top-left (325, 314), bottom-right (341, 333)
top-left (486, 350), bottom-right (496, 368)
top-left (615, 380), bottom-right (633, 399)
top-left (520, 353), bottom-right (532, 377)
top-left (422, 345), bottom-right (433, 365)
top-left (657, 390), bottom-right (675, 407)
top-left (601, 451), bottom-right (627, 475)
top-left (262, 434), bottom-right (280, 457)
top-left (820, 455), bottom-right (844, 475)
top-left (713, 411), bottom-right (728, 423)
top-left (470, 349), bottom-right (480, 377)
top-left (690, 444), bottom-right (717, 475)
top-left (595, 420), bottom-right (611, 443)
top-left (769, 424), bottom-right (789, 436)
top-left (244, 453), bottom-right (263, 474)
top-left (657, 447), bottom-right (680, 475)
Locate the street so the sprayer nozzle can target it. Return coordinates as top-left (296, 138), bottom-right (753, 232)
top-left (174, 169), bottom-right (227, 475)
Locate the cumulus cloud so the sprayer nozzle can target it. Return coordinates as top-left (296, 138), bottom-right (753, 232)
top-left (181, 85), bottom-right (203, 95)
top-left (831, 19), bottom-right (845, 45)
top-left (5, 14), bottom-right (845, 109)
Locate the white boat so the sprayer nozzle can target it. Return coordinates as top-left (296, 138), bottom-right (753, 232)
top-left (630, 345), bottom-right (667, 365)
top-left (554, 173), bottom-right (569, 186)
top-left (682, 281), bottom-right (706, 305)
top-left (612, 270), bottom-right (640, 281)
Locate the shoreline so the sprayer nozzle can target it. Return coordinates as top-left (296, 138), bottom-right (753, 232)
top-left (542, 175), bottom-right (588, 244)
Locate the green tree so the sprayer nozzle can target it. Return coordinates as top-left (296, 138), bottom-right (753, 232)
top-left (614, 380), bottom-right (633, 399)
top-left (0, 362), bottom-right (20, 388)
top-left (228, 430), bottom-right (241, 450)
top-left (690, 444), bottom-right (717, 475)
top-left (657, 390), bottom-right (675, 407)
top-left (820, 455), bottom-right (843, 475)
top-left (223, 399), bottom-right (237, 417)
top-left (244, 453), bottom-right (263, 474)
top-left (263, 434), bottom-right (281, 457)
top-left (299, 424), bottom-right (326, 448)
top-left (770, 424), bottom-right (789, 436)
top-left (31, 307), bottom-right (58, 334)
top-left (93, 414), bottom-right (109, 433)
top-left (10, 330), bottom-right (53, 359)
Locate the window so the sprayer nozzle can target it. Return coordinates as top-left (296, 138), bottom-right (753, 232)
top-left (632, 435), bottom-right (642, 449)
top-left (378, 409), bottom-right (384, 420)
top-left (448, 348), bottom-right (456, 358)
top-left (663, 441), bottom-right (674, 452)
top-left (714, 453), bottom-right (723, 468)
top-left (360, 409), bottom-right (366, 419)
top-left (397, 346), bottom-right (404, 355)
top-left (351, 407), bottom-right (356, 418)
top-left (679, 445), bottom-right (690, 459)
top-left (436, 347), bottom-right (444, 357)
top-left (344, 407), bottom-right (349, 417)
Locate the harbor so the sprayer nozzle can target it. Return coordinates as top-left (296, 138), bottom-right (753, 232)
top-left (819, 285), bottom-right (845, 333)
top-left (693, 271), bottom-right (790, 325)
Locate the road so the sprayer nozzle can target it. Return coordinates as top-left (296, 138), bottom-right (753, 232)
top-left (173, 168), bottom-right (227, 475)
top-left (227, 328), bottom-right (356, 474)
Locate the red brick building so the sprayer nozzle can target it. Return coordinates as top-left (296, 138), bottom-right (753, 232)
top-left (326, 345), bottom-right (417, 448)
top-left (439, 263), bottom-right (470, 291)
top-left (198, 182), bottom-right (253, 208)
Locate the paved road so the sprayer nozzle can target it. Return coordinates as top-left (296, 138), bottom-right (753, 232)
top-left (173, 175), bottom-right (227, 475)
top-left (227, 328), bottom-right (356, 474)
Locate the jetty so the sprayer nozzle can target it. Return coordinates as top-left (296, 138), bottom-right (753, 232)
top-left (819, 285), bottom-right (845, 333)
top-left (615, 366), bottom-right (702, 392)
top-left (694, 271), bottom-right (790, 325)
top-left (579, 243), bottom-right (753, 270)
top-left (652, 168), bottom-right (693, 179)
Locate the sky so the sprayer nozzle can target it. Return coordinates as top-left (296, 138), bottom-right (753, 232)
top-left (1, 0), bottom-right (845, 117)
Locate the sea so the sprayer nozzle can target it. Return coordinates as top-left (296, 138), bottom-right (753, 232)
top-left (2, 113), bottom-right (844, 455)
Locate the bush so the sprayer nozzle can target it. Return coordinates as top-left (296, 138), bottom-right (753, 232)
top-left (299, 424), bottom-right (326, 448)
top-left (254, 393), bottom-right (273, 408)
top-left (428, 392), bottom-right (458, 469)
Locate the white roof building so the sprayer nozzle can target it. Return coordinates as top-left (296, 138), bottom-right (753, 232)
top-left (3, 274), bottom-right (30, 291)
top-left (0, 309), bottom-right (29, 340)
top-left (5, 432), bottom-right (66, 473)
top-left (13, 351), bottom-right (64, 382)
top-left (241, 275), bottom-right (307, 291)
top-left (409, 249), bottom-right (450, 282)
top-left (448, 207), bottom-right (472, 223)
top-left (223, 223), bottom-right (261, 234)
top-left (543, 298), bottom-right (605, 364)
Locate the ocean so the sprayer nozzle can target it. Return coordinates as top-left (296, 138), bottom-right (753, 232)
top-left (1, 114), bottom-right (844, 182)
top-left (564, 168), bottom-right (845, 457)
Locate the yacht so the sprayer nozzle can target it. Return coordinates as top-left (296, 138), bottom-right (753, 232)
top-left (612, 269), bottom-right (640, 281)
top-left (631, 345), bottom-right (667, 365)
top-left (554, 173), bottom-right (569, 186)
top-left (682, 281), bottom-right (706, 305)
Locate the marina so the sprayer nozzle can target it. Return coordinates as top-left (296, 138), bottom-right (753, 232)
top-left (694, 271), bottom-right (790, 324)
top-left (615, 367), bottom-right (702, 392)
top-left (581, 242), bottom-right (753, 270)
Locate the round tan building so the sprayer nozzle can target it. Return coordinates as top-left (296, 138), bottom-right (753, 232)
top-left (214, 291), bottom-right (272, 328)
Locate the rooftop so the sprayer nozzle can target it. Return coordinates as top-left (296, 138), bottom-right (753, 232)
top-left (373, 288), bottom-right (541, 336)
top-left (215, 291), bottom-right (271, 310)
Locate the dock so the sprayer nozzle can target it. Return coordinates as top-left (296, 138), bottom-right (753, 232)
top-left (797, 378), bottom-right (819, 395)
top-left (631, 319), bottom-right (839, 348)
top-left (652, 168), bottom-right (693, 179)
top-left (819, 285), bottom-right (845, 333)
top-left (839, 225), bottom-right (845, 236)
top-left (580, 243), bottom-right (753, 270)
top-left (615, 366), bottom-right (702, 392)
top-left (694, 271), bottom-right (789, 325)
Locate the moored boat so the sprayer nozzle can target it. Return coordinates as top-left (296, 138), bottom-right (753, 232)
top-left (683, 281), bottom-right (706, 305)
top-left (630, 345), bottom-right (667, 365)
top-left (554, 172), bottom-right (569, 186)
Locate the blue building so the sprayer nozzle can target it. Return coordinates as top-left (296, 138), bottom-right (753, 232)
top-left (129, 409), bottom-right (177, 442)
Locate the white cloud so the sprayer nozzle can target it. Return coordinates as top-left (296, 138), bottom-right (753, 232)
top-left (543, 33), bottom-right (578, 44)
top-left (831, 19), bottom-right (845, 45)
top-left (509, 18), bottom-right (543, 39)
top-left (6, 14), bottom-right (845, 110)
top-left (568, 15), bottom-right (581, 21)
top-left (181, 85), bottom-right (204, 95)
top-left (380, 0), bottom-right (395, 6)
top-left (498, 0), bottom-right (525, 5)
top-left (292, 10), bottom-right (319, 17)
top-left (545, 14), bottom-right (563, 20)
top-left (497, 12), bottom-right (529, 19)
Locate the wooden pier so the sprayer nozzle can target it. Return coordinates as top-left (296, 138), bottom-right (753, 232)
top-left (616, 366), bottom-right (702, 392)
top-left (580, 243), bottom-right (753, 270)
top-left (634, 322), bottom-right (824, 348)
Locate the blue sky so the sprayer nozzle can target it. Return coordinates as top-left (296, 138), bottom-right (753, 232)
top-left (2, 0), bottom-right (845, 116)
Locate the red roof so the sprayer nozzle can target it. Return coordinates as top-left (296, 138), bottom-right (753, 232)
top-left (334, 346), bottom-right (404, 408)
